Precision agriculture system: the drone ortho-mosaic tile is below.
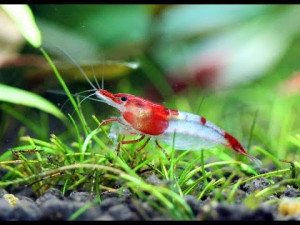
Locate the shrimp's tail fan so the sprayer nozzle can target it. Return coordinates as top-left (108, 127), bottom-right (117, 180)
top-left (249, 156), bottom-right (262, 167)
top-left (224, 132), bottom-right (262, 167)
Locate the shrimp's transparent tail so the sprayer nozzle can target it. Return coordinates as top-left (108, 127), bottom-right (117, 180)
top-left (249, 156), bottom-right (262, 167)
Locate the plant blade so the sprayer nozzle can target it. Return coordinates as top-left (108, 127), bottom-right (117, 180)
top-left (0, 83), bottom-right (65, 121)
top-left (1, 4), bottom-right (42, 48)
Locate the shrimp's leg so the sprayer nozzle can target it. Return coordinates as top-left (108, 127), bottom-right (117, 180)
top-left (99, 118), bottom-right (122, 127)
top-left (155, 140), bottom-right (170, 162)
top-left (131, 137), bottom-right (151, 166)
top-left (116, 135), bottom-right (145, 156)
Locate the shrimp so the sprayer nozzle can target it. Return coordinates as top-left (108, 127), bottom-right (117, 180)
top-left (59, 49), bottom-right (260, 166)
top-left (94, 89), bottom-right (261, 166)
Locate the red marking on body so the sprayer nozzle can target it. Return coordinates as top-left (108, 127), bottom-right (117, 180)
top-left (224, 132), bottom-right (252, 158)
top-left (115, 94), bottom-right (170, 135)
top-left (169, 109), bottom-right (179, 116)
top-left (200, 117), bottom-right (206, 125)
top-left (98, 90), bottom-right (120, 104)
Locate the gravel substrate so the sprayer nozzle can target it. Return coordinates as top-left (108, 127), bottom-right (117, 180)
top-left (0, 175), bottom-right (300, 220)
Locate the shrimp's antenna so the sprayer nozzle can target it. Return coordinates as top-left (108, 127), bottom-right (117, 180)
top-left (91, 65), bottom-right (101, 89)
top-left (47, 89), bottom-right (96, 96)
top-left (78, 92), bottom-right (97, 106)
top-left (54, 45), bottom-right (97, 90)
top-left (47, 89), bottom-right (97, 111)
top-left (71, 93), bottom-right (105, 117)
top-left (101, 66), bottom-right (104, 90)
top-left (101, 52), bottom-right (105, 90)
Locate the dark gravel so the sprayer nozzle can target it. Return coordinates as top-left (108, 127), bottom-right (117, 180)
top-left (36, 188), bottom-right (65, 206)
top-left (0, 187), bottom-right (171, 220)
top-left (281, 186), bottom-right (300, 198)
top-left (0, 173), bottom-right (299, 220)
top-left (68, 191), bottom-right (95, 202)
top-left (0, 199), bottom-right (13, 220)
top-left (0, 189), bottom-right (8, 198)
top-left (241, 177), bottom-right (271, 193)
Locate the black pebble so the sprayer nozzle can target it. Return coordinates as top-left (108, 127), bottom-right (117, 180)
top-left (183, 195), bottom-right (201, 216)
top-left (0, 189), bottom-right (8, 198)
top-left (281, 186), bottom-right (300, 198)
top-left (40, 199), bottom-right (84, 220)
top-left (100, 197), bottom-right (122, 211)
top-left (10, 199), bottom-right (42, 220)
top-left (36, 188), bottom-right (64, 206)
top-left (245, 205), bottom-right (274, 220)
top-left (0, 199), bottom-right (13, 220)
top-left (108, 203), bottom-right (138, 220)
top-left (145, 174), bottom-right (162, 186)
top-left (213, 203), bottom-right (249, 220)
top-left (100, 191), bottom-right (119, 200)
top-left (68, 191), bottom-right (94, 202)
top-left (95, 212), bottom-right (115, 220)
top-left (241, 177), bottom-right (270, 193)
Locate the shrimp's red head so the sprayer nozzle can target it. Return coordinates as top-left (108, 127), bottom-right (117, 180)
top-left (96, 89), bottom-right (124, 111)
top-left (96, 89), bottom-right (174, 135)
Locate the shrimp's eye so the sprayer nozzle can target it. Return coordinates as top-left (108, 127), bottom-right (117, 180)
top-left (121, 96), bottom-right (128, 102)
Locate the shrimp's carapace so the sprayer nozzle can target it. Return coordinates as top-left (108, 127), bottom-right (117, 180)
top-left (116, 94), bottom-right (171, 135)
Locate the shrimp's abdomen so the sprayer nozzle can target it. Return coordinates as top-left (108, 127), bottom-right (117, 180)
top-left (156, 111), bottom-right (226, 150)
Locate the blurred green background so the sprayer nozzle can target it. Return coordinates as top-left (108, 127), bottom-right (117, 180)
top-left (0, 4), bottom-right (300, 164)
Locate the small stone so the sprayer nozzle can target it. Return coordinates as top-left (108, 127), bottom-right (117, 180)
top-left (281, 186), bottom-right (300, 198)
top-left (119, 187), bottom-right (131, 200)
top-left (15, 187), bottom-right (37, 199)
top-left (231, 189), bottom-right (247, 204)
top-left (245, 205), bottom-right (274, 220)
top-left (0, 199), bottom-right (13, 220)
top-left (16, 196), bottom-right (35, 203)
top-left (100, 197), bottom-right (122, 211)
top-left (215, 205), bottom-right (233, 219)
top-left (68, 192), bottom-right (93, 202)
top-left (36, 188), bottom-right (64, 206)
top-left (140, 202), bottom-right (160, 218)
top-left (96, 213), bottom-right (115, 221)
top-left (125, 200), bottom-right (149, 220)
top-left (145, 174), bottom-right (162, 186)
top-left (41, 198), bottom-right (83, 220)
top-left (256, 168), bottom-right (271, 174)
top-left (152, 216), bottom-right (170, 220)
top-left (183, 195), bottom-right (201, 215)
top-left (45, 188), bottom-right (64, 199)
top-left (10, 199), bottom-right (42, 220)
top-left (0, 189), bottom-right (8, 198)
top-left (108, 204), bottom-right (137, 220)
top-left (265, 195), bottom-right (279, 202)
top-left (100, 191), bottom-right (119, 200)
top-left (3, 194), bottom-right (19, 208)
top-left (210, 203), bottom-right (250, 220)
top-left (241, 177), bottom-right (270, 193)
top-left (76, 204), bottom-right (102, 220)
top-left (285, 213), bottom-right (300, 221)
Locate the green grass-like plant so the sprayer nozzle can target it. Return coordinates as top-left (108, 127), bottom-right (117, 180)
top-left (0, 47), bottom-right (299, 220)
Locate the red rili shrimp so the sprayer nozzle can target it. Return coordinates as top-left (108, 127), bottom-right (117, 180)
top-left (94, 89), bottom-right (261, 166)
top-left (63, 51), bottom-right (260, 166)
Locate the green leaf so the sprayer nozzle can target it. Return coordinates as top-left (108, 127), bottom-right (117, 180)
top-left (0, 83), bottom-right (65, 121)
top-left (1, 4), bottom-right (42, 48)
